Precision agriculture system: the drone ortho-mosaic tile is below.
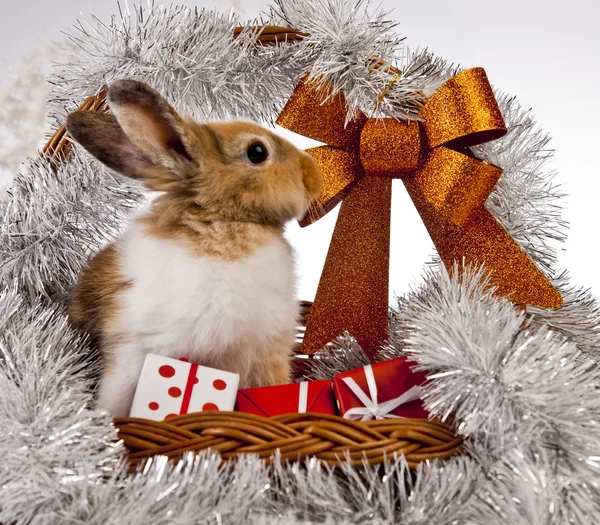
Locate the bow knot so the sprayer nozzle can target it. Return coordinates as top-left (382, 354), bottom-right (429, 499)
top-left (360, 119), bottom-right (420, 175)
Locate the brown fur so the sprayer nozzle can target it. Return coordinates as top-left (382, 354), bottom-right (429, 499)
top-left (180, 119), bottom-right (322, 227)
top-left (66, 112), bottom-right (157, 182)
top-left (107, 79), bottom-right (193, 165)
top-left (66, 80), bottom-right (321, 231)
top-left (141, 209), bottom-right (283, 260)
top-left (68, 245), bottom-right (131, 371)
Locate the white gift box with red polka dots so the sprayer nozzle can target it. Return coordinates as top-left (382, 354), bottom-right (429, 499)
top-left (129, 353), bottom-right (240, 421)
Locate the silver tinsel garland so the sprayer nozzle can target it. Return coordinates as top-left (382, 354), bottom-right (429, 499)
top-left (48, 0), bottom-right (450, 125)
top-left (1, 152), bottom-right (143, 305)
top-left (1, 0), bottom-right (599, 522)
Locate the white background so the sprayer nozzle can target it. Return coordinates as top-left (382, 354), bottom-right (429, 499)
top-left (1, 0), bottom-right (599, 302)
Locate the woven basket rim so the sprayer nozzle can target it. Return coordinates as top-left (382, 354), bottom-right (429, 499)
top-left (115, 411), bottom-right (463, 470)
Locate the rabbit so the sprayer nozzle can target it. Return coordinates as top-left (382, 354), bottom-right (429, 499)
top-left (65, 79), bottom-right (322, 418)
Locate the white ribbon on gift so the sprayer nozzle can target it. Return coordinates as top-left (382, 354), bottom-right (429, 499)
top-left (298, 382), bottom-right (309, 413)
top-left (341, 364), bottom-right (423, 421)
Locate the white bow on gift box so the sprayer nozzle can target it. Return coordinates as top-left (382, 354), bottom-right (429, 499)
top-left (341, 364), bottom-right (423, 421)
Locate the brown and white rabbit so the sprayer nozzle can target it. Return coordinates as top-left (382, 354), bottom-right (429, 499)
top-left (66, 80), bottom-right (322, 418)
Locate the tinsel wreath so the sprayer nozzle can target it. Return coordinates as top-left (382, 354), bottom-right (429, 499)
top-left (1, 0), bottom-right (599, 523)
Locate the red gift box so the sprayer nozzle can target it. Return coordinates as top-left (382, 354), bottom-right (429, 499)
top-left (236, 380), bottom-right (337, 417)
top-left (332, 357), bottom-right (428, 421)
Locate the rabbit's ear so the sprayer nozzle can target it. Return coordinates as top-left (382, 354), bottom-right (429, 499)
top-left (106, 80), bottom-right (194, 168)
top-left (66, 111), bottom-right (190, 192)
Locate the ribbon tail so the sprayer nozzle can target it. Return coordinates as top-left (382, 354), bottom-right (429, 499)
top-left (403, 177), bottom-right (563, 309)
top-left (376, 385), bottom-right (424, 416)
top-left (302, 175), bottom-right (392, 359)
top-left (342, 408), bottom-right (374, 421)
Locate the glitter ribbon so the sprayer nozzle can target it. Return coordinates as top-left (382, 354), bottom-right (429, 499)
top-left (341, 365), bottom-right (423, 421)
top-left (277, 68), bottom-right (562, 359)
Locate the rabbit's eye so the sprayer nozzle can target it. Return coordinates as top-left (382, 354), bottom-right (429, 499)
top-left (246, 142), bottom-right (268, 164)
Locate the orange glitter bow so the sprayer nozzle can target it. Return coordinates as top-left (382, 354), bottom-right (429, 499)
top-left (277, 68), bottom-right (562, 359)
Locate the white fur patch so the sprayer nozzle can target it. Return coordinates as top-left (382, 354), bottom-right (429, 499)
top-left (110, 220), bottom-right (298, 381)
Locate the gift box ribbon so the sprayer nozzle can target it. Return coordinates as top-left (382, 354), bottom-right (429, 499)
top-left (298, 382), bottom-right (308, 413)
top-left (277, 68), bottom-right (562, 359)
top-left (180, 363), bottom-right (199, 415)
top-left (341, 364), bottom-right (423, 421)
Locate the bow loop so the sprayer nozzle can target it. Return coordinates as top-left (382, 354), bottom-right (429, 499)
top-left (412, 148), bottom-right (503, 227)
top-left (277, 77), bottom-right (367, 150)
top-left (299, 146), bottom-right (364, 227)
top-left (419, 68), bottom-right (507, 149)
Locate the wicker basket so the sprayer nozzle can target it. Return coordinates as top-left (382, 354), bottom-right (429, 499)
top-left (42, 25), bottom-right (463, 469)
top-left (115, 412), bottom-right (463, 471)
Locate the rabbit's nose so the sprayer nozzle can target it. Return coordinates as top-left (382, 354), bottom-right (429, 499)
top-left (300, 152), bottom-right (322, 199)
